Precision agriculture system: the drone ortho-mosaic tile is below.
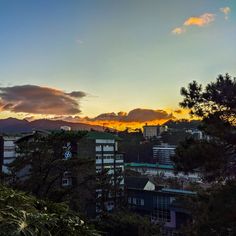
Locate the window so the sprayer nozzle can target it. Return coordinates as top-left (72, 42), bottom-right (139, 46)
top-left (157, 210), bottom-right (171, 222)
top-left (96, 145), bottom-right (102, 152)
top-left (141, 199), bottom-right (144, 206)
top-left (136, 198), bottom-right (145, 206)
top-left (128, 197), bottom-right (131, 204)
top-left (103, 145), bottom-right (114, 152)
top-left (108, 201), bottom-right (114, 206)
top-left (63, 171), bottom-right (71, 177)
top-left (62, 178), bottom-right (72, 187)
top-left (133, 198), bottom-right (137, 205)
top-left (62, 171), bottom-right (72, 187)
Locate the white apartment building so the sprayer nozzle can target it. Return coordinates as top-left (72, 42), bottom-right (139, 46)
top-left (78, 131), bottom-right (124, 212)
top-left (0, 135), bottom-right (20, 174)
top-left (143, 125), bottom-right (168, 139)
top-left (153, 143), bottom-right (176, 165)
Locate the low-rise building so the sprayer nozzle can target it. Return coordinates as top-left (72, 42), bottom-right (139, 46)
top-left (143, 125), bottom-right (168, 139)
top-left (0, 135), bottom-right (21, 174)
top-left (125, 162), bottom-right (200, 182)
top-left (126, 176), bottom-right (196, 236)
top-left (153, 143), bottom-right (176, 165)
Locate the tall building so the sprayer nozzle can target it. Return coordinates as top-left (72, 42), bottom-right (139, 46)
top-left (5, 130), bottom-right (124, 216)
top-left (77, 131), bottom-right (124, 213)
top-left (153, 143), bottom-right (176, 165)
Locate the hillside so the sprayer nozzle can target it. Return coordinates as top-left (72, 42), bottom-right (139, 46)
top-left (0, 118), bottom-right (105, 134)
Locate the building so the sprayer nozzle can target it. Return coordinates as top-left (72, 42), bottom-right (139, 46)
top-left (77, 131), bottom-right (124, 213)
top-left (153, 143), bottom-right (176, 165)
top-left (126, 176), bottom-right (196, 236)
top-left (125, 162), bottom-right (200, 182)
top-left (7, 130), bottom-right (124, 216)
top-left (143, 125), bottom-right (168, 139)
top-left (0, 135), bottom-right (21, 174)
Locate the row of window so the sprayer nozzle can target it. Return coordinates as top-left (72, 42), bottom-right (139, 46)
top-left (152, 209), bottom-right (171, 222)
top-left (128, 197), bottom-right (144, 206)
top-left (96, 155), bottom-right (114, 160)
top-left (96, 145), bottom-right (115, 152)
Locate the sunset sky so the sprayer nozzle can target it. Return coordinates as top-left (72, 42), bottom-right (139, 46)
top-left (0, 0), bottom-right (236, 129)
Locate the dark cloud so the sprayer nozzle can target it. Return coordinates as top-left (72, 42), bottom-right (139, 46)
top-left (92, 108), bottom-right (174, 122)
top-left (174, 109), bottom-right (183, 114)
top-left (67, 91), bottom-right (86, 98)
top-left (93, 112), bottom-right (121, 121)
top-left (0, 85), bottom-right (86, 115)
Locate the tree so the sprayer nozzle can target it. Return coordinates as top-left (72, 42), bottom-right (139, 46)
top-left (93, 210), bottom-right (160, 236)
top-left (173, 74), bottom-right (236, 235)
top-left (173, 74), bottom-right (236, 181)
top-left (181, 181), bottom-right (236, 236)
top-left (0, 184), bottom-right (99, 236)
top-left (8, 131), bottom-right (96, 217)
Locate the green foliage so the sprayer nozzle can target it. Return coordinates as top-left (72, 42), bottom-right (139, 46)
top-left (180, 74), bottom-right (236, 141)
top-left (163, 119), bottom-right (201, 130)
top-left (174, 74), bottom-right (236, 235)
top-left (182, 181), bottom-right (236, 236)
top-left (174, 74), bottom-right (236, 181)
top-left (8, 131), bottom-right (95, 216)
top-left (94, 210), bottom-right (160, 236)
top-left (0, 184), bottom-right (99, 236)
top-left (173, 138), bottom-right (229, 181)
top-left (96, 166), bottom-right (124, 213)
top-left (118, 131), bottom-right (155, 163)
top-left (161, 130), bottom-right (189, 145)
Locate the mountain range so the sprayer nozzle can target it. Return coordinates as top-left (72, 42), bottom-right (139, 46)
top-left (0, 118), bottom-right (105, 134)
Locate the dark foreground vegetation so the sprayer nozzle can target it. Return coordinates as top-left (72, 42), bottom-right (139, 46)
top-left (173, 74), bottom-right (236, 235)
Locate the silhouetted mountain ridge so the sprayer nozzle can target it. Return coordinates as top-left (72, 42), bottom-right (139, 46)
top-left (0, 118), bottom-right (105, 134)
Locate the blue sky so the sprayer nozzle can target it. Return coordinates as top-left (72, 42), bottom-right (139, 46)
top-left (0, 0), bottom-right (235, 120)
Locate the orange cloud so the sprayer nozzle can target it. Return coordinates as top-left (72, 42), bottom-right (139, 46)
top-left (184, 13), bottom-right (215, 27)
top-left (172, 13), bottom-right (215, 35)
top-left (172, 27), bottom-right (186, 35)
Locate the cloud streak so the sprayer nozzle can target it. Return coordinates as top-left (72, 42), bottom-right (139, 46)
top-left (172, 27), bottom-right (186, 35)
top-left (0, 85), bottom-right (86, 115)
top-left (184, 13), bottom-right (215, 27)
top-left (172, 13), bottom-right (215, 35)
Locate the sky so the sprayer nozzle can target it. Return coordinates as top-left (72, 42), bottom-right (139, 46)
top-left (0, 0), bottom-right (235, 130)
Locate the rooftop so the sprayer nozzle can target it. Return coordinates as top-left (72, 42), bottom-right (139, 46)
top-left (85, 131), bottom-right (122, 141)
top-left (161, 188), bottom-right (196, 195)
top-left (125, 162), bottom-right (174, 170)
top-left (125, 176), bottom-right (151, 190)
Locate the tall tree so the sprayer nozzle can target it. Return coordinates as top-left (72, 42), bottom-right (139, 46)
top-left (8, 131), bottom-right (96, 216)
top-left (173, 74), bottom-right (236, 181)
top-left (173, 74), bottom-right (236, 235)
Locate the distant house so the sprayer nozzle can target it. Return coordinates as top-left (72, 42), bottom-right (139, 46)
top-left (143, 125), bottom-right (168, 139)
top-left (125, 176), bottom-right (196, 236)
top-left (126, 176), bottom-right (155, 191)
